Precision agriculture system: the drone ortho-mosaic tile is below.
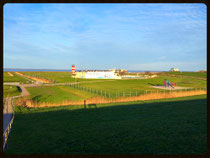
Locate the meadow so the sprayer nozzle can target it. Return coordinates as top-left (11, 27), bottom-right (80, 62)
top-left (5, 94), bottom-right (207, 154)
top-left (166, 71), bottom-right (207, 79)
top-left (19, 72), bottom-right (206, 105)
top-left (3, 72), bottom-right (31, 83)
top-left (26, 85), bottom-right (100, 103)
top-left (78, 75), bottom-right (206, 92)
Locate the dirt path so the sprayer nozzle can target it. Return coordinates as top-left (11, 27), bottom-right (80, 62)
top-left (8, 72), bottom-right (14, 76)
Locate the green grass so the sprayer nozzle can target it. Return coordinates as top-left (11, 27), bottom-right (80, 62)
top-left (167, 71), bottom-right (207, 79)
top-left (26, 85), bottom-right (100, 103)
top-left (78, 75), bottom-right (206, 94)
top-left (20, 71), bottom-right (114, 83)
top-left (5, 94), bottom-right (206, 154)
top-left (4, 85), bottom-right (21, 98)
top-left (3, 85), bottom-right (21, 106)
top-left (23, 72), bottom-right (206, 102)
top-left (3, 72), bottom-right (31, 83)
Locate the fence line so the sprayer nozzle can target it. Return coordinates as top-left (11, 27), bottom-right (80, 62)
top-left (64, 83), bottom-right (207, 99)
top-left (3, 97), bottom-right (15, 150)
top-left (21, 88), bottom-right (207, 108)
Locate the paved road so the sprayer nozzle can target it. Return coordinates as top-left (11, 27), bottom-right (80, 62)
top-left (3, 97), bottom-right (13, 133)
top-left (3, 83), bottom-right (30, 137)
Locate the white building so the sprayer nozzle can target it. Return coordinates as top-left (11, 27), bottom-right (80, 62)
top-left (73, 70), bottom-right (122, 79)
top-left (170, 68), bottom-right (179, 72)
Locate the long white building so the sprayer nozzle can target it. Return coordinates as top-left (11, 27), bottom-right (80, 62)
top-left (73, 70), bottom-right (122, 79)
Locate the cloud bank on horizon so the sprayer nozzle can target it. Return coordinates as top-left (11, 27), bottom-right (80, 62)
top-left (4, 3), bottom-right (206, 71)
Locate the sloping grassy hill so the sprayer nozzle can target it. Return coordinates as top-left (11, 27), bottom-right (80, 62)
top-left (6, 95), bottom-right (206, 154)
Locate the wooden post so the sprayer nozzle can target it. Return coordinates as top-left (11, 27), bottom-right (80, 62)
top-left (84, 100), bottom-right (86, 109)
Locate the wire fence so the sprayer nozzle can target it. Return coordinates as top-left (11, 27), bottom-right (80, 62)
top-left (3, 97), bottom-right (15, 150)
top-left (64, 83), bottom-right (207, 99)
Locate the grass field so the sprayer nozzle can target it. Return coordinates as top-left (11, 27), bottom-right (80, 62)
top-left (3, 85), bottom-right (21, 106)
top-left (3, 72), bottom-right (31, 83)
top-left (21, 72), bottom-right (206, 104)
top-left (26, 85), bottom-right (100, 103)
top-left (167, 71), bottom-right (207, 79)
top-left (5, 94), bottom-right (206, 154)
top-left (4, 85), bottom-right (21, 97)
top-left (78, 75), bottom-right (206, 93)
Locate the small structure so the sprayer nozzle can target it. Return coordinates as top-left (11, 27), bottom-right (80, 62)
top-left (74, 70), bottom-right (122, 79)
top-left (170, 68), bottom-right (179, 72)
top-left (164, 79), bottom-right (175, 88)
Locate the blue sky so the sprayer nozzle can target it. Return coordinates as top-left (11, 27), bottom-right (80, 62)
top-left (4, 3), bottom-right (206, 71)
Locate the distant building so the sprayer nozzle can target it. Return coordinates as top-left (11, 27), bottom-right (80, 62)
top-left (195, 70), bottom-right (206, 72)
top-left (74, 69), bottom-right (122, 79)
top-left (170, 68), bottom-right (179, 72)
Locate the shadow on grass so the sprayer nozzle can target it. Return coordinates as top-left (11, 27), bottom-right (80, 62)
top-left (148, 83), bottom-right (162, 86)
top-left (6, 98), bottom-right (207, 155)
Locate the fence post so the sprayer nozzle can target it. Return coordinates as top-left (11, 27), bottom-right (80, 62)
top-left (84, 100), bottom-right (86, 109)
top-left (123, 92), bottom-right (125, 97)
top-left (109, 92), bottom-right (110, 98)
top-left (136, 91), bottom-right (137, 96)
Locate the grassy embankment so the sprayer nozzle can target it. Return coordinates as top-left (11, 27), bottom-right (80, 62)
top-left (6, 94), bottom-right (207, 154)
top-left (3, 72), bottom-right (30, 83)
